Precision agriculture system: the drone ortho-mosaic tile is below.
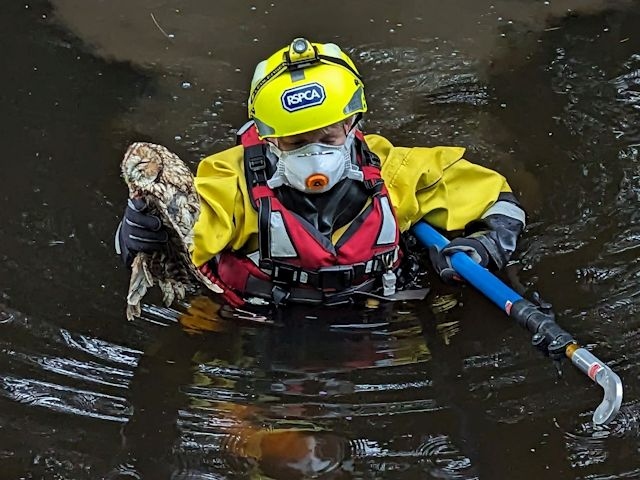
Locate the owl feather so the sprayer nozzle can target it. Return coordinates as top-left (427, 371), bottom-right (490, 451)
top-left (121, 142), bottom-right (222, 321)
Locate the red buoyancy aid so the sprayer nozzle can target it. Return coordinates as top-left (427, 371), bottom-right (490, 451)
top-left (204, 122), bottom-right (401, 306)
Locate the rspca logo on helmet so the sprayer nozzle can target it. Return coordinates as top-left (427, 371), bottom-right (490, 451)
top-left (281, 83), bottom-right (326, 112)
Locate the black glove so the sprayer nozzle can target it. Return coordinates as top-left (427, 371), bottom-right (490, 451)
top-left (115, 198), bottom-right (168, 267)
top-left (428, 236), bottom-right (490, 285)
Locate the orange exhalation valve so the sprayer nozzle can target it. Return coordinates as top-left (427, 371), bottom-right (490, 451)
top-left (306, 173), bottom-right (329, 189)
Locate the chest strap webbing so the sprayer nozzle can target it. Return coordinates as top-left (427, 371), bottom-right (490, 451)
top-left (237, 124), bottom-right (398, 302)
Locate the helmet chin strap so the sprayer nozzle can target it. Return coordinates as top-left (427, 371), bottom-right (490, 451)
top-left (343, 132), bottom-right (364, 182)
top-left (347, 113), bottom-right (363, 133)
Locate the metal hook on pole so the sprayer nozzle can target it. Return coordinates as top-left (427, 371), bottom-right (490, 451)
top-left (566, 345), bottom-right (623, 425)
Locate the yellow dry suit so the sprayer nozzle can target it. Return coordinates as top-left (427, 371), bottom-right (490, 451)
top-left (192, 133), bottom-right (522, 305)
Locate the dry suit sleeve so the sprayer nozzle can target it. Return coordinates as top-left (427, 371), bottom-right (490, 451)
top-left (191, 145), bottom-right (259, 267)
top-left (373, 134), bottom-right (512, 232)
top-left (372, 134), bottom-right (525, 267)
top-left (429, 158), bottom-right (526, 269)
top-left (417, 157), bottom-right (517, 231)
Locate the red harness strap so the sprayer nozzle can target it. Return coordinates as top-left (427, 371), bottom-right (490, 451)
top-left (198, 260), bottom-right (245, 307)
top-left (203, 122), bottom-right (401, 306)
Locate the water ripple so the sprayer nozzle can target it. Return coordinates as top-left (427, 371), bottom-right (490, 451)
top-left (5, 349), bottom-right (132, 389)
top-left (0, 375), bottom-right (130, 422)
top-left (561, 401), bottom-right (640, 471)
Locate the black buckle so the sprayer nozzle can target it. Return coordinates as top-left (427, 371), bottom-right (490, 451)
top-left (362, 149), bottom-right (381, 168)
top-left (271, 285), bottom-right (290, 305)
top-left (272, 264), bottom-right (300, 285)
top-left (318, 265), bottom-right (354, 290)
top-left (245, 145), bottom-right (268, 185)
top-left (247, 146), bottom-right (266, 172)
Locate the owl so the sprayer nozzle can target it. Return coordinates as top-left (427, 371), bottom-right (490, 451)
top-left (121, 142), bottom-right (222, 320)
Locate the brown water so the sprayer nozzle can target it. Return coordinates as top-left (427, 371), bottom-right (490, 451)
top-left (2, 1), bottom-right (640, 478)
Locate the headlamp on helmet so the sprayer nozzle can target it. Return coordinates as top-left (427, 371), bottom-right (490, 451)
top-left (248, 38), bottom-right (367, 139)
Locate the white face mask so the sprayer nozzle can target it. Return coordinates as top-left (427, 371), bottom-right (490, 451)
top-left (266, 132), bottom-right (363, 193)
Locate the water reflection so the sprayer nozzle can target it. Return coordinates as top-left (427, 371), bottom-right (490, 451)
top-left (97, 295), bottom-right (482, 478)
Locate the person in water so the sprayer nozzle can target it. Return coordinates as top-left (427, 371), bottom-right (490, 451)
top-left (115, 37), bottom-right (526, 308)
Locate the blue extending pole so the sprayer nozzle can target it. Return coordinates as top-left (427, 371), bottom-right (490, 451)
top-left (410, 220), bottom-right (623, 425)
top-left (411, 221), bottom-right (522, 314)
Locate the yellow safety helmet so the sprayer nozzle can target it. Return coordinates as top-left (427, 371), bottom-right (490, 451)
top-left (248, 38), bottom-right (367, 138)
